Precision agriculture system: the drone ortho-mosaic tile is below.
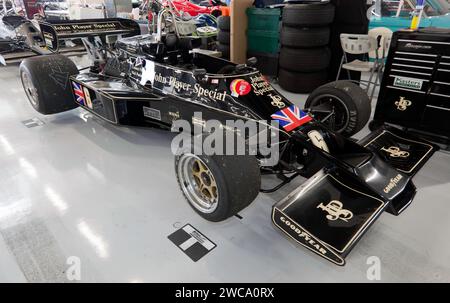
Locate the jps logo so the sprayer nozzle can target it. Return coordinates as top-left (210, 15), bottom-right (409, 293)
top-left (317, 200), bottom-right (353, 222)
top-left (268, 93), bottom-right (285, 109)
top-left (395, 97), bottom-right (412, 111)
top-left (381, 146), bottom-right (410, 158)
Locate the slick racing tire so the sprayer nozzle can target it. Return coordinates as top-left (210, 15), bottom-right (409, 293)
top-left (279, 47), bottom-right (331, 73)
top-left (305, 80), bottom-right (371, 137)
top-left (217, 15), bottom-right (231, 31)
top-left (175, 146), bottom-right (261, 222)
top-left (280, 26), bottom-right (330, 48)
top-left (278, 68), bottom-right (328, 93)
top-left (282, 3), bottom-right (335, 27)
top-left (20, 54), bottom-right (79, 115)
top-left (217, 42), bottom-right (230, 59)
top-left (217, 30), bottom-right (230, 45)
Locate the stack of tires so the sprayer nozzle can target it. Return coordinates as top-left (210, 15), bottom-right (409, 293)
top-left (217, 15), bottom-right (231, 60)
top-left (329, 0), bottom-right (370, 81)
top-left (278, 3), bottom-right (335, 93)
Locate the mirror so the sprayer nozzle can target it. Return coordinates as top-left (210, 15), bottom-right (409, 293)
top-left (246, 57), bottom-right (258, 67)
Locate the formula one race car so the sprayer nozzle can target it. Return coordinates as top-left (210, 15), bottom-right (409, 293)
top-left (18, 12), bottom-right (437, 265)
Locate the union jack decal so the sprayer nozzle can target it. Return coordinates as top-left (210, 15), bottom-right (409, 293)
top-left (72, 81), bottom-right (85, 106)
top-left (271, 105), bottom-right (312, 132)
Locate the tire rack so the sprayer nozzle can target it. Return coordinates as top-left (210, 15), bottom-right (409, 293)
top-left (217, 15), bottom-right (231, 60)
top-left (278, 3), bottom-right (334, 93)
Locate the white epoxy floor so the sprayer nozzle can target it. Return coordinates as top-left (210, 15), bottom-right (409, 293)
top-left (1, 60), bottom-right (450, 282)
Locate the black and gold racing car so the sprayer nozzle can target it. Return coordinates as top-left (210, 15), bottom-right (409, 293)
top-left (18, 16), bottom-right (437, 265)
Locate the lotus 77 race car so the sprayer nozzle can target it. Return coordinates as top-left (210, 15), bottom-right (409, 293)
top-left (18, 15), bottom-right (437, 266)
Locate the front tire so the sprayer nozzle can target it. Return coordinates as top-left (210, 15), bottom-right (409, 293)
top-left (175, 152), bottom-right (261, 222)
top-left (305, 80), bottom-right (371, 137)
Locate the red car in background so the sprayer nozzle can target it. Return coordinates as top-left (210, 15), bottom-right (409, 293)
top-left (165, 0), bottom-right (225, 16)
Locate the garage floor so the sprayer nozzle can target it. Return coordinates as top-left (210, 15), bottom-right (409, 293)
top-left (1, 59), bottom-right (450, 283)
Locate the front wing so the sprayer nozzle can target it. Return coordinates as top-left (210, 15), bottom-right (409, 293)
top-left (272, 168), bottom-right (388, 266)
top-left (272, 127), bottom-right (438, 266)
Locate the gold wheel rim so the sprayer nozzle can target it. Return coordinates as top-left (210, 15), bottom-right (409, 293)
top-left (178, 154), bottom-right (219, 214)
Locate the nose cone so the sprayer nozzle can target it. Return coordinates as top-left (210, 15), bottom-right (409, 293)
top-left (355, 153), bottom-right (411, 201)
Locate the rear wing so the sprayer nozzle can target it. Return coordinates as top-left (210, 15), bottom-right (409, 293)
top-left (39, 18), bottom-right (141, 52)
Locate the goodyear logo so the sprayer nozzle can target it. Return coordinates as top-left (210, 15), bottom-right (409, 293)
top-left (384, 174), bottom-right (403, 194)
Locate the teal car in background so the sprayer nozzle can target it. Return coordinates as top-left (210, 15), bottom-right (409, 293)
top-left (369, 0), bottom-right (450, 32)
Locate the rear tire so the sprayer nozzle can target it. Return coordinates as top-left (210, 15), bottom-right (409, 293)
top-left (305, 80), bottom-right (371, 136)
top-left (20, 54), bottom-right (79, 115)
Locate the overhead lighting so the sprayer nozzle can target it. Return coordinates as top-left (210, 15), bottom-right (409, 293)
top-left (44, 186), bottom-right (68, 214)
top-left (0, 135), bottom-right (15, 155)
top-left (77, 221), bottom-right (109, 259)
top-left (19, 157), bottom-right (37, 179)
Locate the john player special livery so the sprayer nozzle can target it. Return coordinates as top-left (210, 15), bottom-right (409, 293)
top-left (18, 15), bottom-right (437, 265)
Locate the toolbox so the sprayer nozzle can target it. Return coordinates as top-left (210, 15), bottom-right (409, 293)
top-left (372, 28), bottom-right (450, 145)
